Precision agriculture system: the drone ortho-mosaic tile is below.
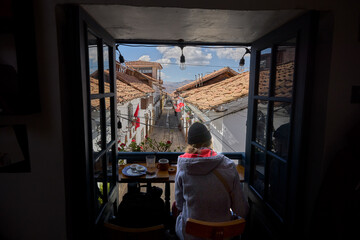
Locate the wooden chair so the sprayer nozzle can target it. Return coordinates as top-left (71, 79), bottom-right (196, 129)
top-left (185, 218), bottom-right (246, 240)
top-left (103, 222), bottom-right (166, 240)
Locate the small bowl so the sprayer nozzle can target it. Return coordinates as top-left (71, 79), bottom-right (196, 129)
top-left (168, 167), bottom-right (176, 173)
top-left (129, 164), bottom-right (138, 170)
top-left (136, 165), bottom-right (146, 172)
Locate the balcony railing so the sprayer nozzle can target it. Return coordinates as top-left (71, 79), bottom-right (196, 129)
top-left (117, 152), bottom-right (245, 165)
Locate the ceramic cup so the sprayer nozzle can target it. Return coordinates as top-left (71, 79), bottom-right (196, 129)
top-left (129, 164), bottom-right (138, 170)
top-left (136, 165), bottom-right (146, 172)
top-left (157, 159), bottom-right (169, 171)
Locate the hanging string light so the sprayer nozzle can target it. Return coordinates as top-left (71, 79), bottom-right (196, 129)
top-left (116, 44), bottom-right (125, 63)
top-left (239, 48), bottom-right (251, 67)
top-left (177, 39), bottom-right (186, 70)
top-left (179, 45), bottom-right (186, 70)
top-left (117, 115), bottom-right (122, 129)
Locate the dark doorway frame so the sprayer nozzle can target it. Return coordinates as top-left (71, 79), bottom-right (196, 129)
top-left (245, 12), bottom-right (316, 240)
top-left (57, 5), bottom-right (316, 239)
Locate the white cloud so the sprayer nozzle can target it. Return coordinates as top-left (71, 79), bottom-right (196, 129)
top-left (160, 72), bottom-right (169, 80)
top-left (88, 47), bottom-right (98, 73)
top-left (138, 55), bottom-right (151, 61)
top-left (212, 47), bottom-right (249, 62)
top-left (156, 58), bottom-right (171, 65)
top-left (184, 47), bottom-right (212, 65)
top-left (156, 46), bottom-right (180, 61)
top-left (157, 46), bottom-right (172, 54)
top-left (103, 47), bottom-right (109, 60)
top-left (89, 47), bottom-right (110, 62)
top-left (156, 46), bottom-right (212, 66)
top-left (89, 47), bottom-right (97, 61)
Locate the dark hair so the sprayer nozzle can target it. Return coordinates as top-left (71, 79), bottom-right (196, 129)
top-left (185, 140), bottom-right (213, 154)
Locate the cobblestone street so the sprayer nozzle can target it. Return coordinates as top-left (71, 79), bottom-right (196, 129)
top-left (146, 106), bottom-right (186, 204)
top-left (119, 107), bottom-right (185, 203)
top-left (148, 108), bottom-right (187, 152)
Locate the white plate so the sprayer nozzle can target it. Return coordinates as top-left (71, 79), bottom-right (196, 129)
top-left (122, 166), bottom-right (147, 177)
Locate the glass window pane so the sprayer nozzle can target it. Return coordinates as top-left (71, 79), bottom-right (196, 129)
top-left (253, 146), bottom-right (266, 197)
top-left (105, 97), bottom-right (113, 144)
top-left (88, 32), bottom-right (99, 94)
top-left (271, 102), bottom-right (291, 159)
top-left (107, 146), bottom-right (116, 191)
top-left (128, 103), bottom-right (133, 128)
top-left (255, 100), bottom-right (268, 146)
top-left (103, 45), bottom-right (111, 93)
top-left (257, 48), bottom-right (271, 96)
top-left (91, 99), bottom-right (102, 154)
top-left (94, 156), bottom-right (105, 210)
top-left (274, 40), bottom-right (296, 97)
top-left (268, 156), bottom-right (287, 217)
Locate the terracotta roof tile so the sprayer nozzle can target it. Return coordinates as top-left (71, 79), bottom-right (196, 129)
top-left (116, 78), bottom-right (146, 104)
top-left (258, 62), bottom-right (294, 98)
top-left (181, 72), bottom-right (249, 110)
top-left (126, 60), bottom-right (163, 69)
top-left (180, 62), bottom-right (293, 111)
top-left (114, 71), bottom-right (155, 93)
top-left (90, 77), bottom-right (101, 95)
top-left (125, 67), bottom-right (161, 85)
top-left (90, 71), bottom-right (147, 105)
top-left (176, 67), bottom-right (238, 92)
top-left (90, 78), bottom-right (115, 109)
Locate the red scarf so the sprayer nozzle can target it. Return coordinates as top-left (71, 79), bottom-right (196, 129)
top-left (180, 148), bottom-right (217, 158)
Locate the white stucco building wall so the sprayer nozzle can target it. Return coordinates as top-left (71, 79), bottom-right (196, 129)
top-left (185, 97), bottom-right (248, 153)
top-left (210, 109), bottom-right (247, 153)
top-left (153, 84), bottom-right (162, 120)
top-left (116, 98), bottom-right (153, 148)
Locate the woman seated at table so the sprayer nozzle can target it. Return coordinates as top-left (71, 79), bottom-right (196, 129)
top-left (174, 122), bottom-right (249, 240)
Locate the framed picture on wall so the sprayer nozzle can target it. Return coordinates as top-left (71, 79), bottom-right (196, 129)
top-left (0, 125), bottom-right (30, 172)
top-left (0, 0), bottom-right (40, 115)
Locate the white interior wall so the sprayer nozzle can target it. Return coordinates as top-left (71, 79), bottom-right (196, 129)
top-left (0, 1), bottom-right (66, 239)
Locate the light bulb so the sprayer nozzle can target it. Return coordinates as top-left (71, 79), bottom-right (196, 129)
top-left (239, 57), bottom-right (245, 67)
top-left (180, 53), bottom-right (186, 70)
top-left (180, 62), bottom-right (186, 70)
top-left (238, 65), bottom-right (245, 73)
top-left (119, 54), bottom-right (125, 63)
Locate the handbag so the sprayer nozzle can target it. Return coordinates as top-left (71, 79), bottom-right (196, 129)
top-left (212, 169), bottom-right (240, 220)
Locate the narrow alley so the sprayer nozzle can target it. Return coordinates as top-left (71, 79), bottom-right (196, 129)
top-left (148, 104), bottom-right (187, 152)
top-left (118, 104), bottom-right (185, 205)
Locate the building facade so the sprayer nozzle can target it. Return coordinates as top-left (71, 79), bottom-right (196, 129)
top-left (175, 68), bottom-right (249, 152)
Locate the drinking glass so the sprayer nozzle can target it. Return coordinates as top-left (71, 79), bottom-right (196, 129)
top-left (146, 155), bottom-right (156, 169)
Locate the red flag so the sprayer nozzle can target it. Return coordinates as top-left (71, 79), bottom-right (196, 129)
top-left (175, 102), bottom-right (184, 112)
top-left (134, 104), bottom-right (140, 129)
top-left (134, 104), bottom-right (139, 118)
top-left (135, 117), bottom-right (140, 129)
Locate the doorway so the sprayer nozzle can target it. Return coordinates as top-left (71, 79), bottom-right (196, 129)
top-left (57, 5), bottom-right (314, 239)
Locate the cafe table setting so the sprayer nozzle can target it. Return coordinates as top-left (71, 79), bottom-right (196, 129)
top-left (117, 157), bottom-right (176, 213)
top-left (118, 158), bottom-right (177, 182)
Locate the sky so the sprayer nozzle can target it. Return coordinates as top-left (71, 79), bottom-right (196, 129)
top-left (115, 44), bottom-right (251, 83)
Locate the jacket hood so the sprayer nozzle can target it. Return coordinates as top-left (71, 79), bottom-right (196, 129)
top-left (178, 149), bottom-right (225, 175)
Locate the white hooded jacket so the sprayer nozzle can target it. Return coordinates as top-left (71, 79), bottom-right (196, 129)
top-left (175, 149), bottom-right (249, 240)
